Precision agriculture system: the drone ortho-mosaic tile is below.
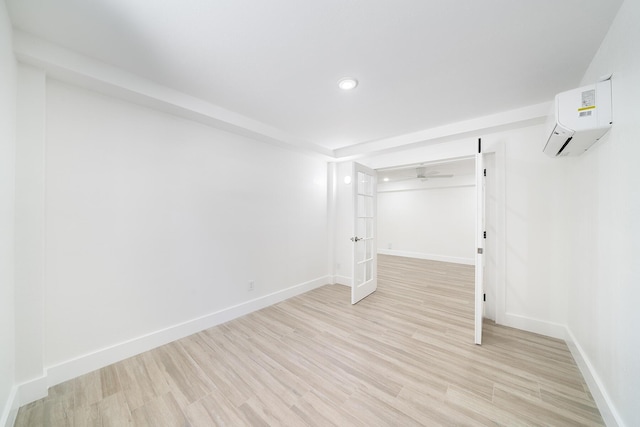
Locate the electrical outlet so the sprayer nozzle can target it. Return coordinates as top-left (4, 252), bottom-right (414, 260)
top-left (248, 280), bottom-right (255, 291)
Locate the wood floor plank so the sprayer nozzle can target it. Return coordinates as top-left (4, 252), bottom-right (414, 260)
top-left (15, 254), bottom-right (604, 426)
top-left (14, 401), bottom-right (43, 427)
top-left (154, 341), bottom-right (215, 409)
top-left (184, 388), bottom-right (252, 427)
top-left (72, 369), bottom-right (103, 409)
top-left (42, 382), bottom-right (74, 426)
top-left (292, 389), bottom-right (365, 427)
top-left (97, 391), bottom-right (133, 427)
top-left (115, 353), bottom-right (169, 412)
top-left (129, 392), bottom-right (187, 427)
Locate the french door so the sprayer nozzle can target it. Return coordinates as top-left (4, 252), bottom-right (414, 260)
top-left (351, 162), bottom-right (377, 304)
top-left (475, 144), bottom-right (485, 344)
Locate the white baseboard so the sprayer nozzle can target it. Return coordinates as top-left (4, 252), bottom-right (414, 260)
top-left (333, 275), bottom-right (351, 287)
top-left (17, 375), bottom-right (47, 409)
top-left (0, 385), bottom-right (18, 427)
top-left (564, 328), bottom-right (623, 427)
top-left (377, 249), bottom-right (475, 265)
top-left (502, 312), bottom-right (566, 340)
top-left (18, 275), bottom-right (331, 407)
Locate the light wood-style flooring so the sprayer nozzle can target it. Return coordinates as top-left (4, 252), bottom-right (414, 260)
top-left (15, 255), bottom-right (603, 426)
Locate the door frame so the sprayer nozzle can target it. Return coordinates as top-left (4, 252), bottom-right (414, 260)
top-left (363, 139), bottom-right (506, 343)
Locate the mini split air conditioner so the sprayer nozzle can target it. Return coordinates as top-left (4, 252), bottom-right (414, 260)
top-left (543, 77), bottom-right (612, 157)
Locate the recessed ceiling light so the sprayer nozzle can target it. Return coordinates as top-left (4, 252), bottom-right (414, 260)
top-left (383, 177), bottom-right (389, 182)
top-left (338, 77), bottom-right (358, 90)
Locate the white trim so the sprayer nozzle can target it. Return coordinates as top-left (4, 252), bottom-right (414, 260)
top-left (19, 275), bottom-right (330, 401)
top-left (502, 312), bottom-right (566, 340)
top-left (0, 386), bottom-right (18, 427)
top-left (13, 31), bottom-right (332, 160)
top-left (334, 103), bottom-right (549, 159)
top-left (565, 328), bottom-right (624, 427)
top-left (333, 275), bottom-right (351, 287)
top-left (377, 248), bottom-right (475, 266)
top-left (15, 375), bottom-right (47, 409)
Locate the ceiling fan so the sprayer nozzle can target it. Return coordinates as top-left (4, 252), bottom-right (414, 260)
top-left (390, 167), bottom-right (454, 182)
top-left (415, 167), bottom-right (454, 181)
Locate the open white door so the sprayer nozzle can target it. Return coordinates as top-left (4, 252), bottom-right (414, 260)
top-left (351, 162), bottom-right (377, 304)
top-left (475, 141), bottom-right (485, 344)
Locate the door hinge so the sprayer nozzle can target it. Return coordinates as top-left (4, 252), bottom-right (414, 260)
top-left (483, 231), bottom-right (486, 239)
top-left (483, 168), bottom-right (486, 177)
top-left (483, 293), bottom-right (486, 302)
top-left (477, 248), bottom-right (483, 254)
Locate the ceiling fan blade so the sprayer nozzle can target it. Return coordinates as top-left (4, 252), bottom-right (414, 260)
top-left (421, 174), bottom-right (454, 181)
top-left (416, 168), bottom-right (441, 179)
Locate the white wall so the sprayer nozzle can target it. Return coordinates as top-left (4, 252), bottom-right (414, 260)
top-left (14, 77), bottom-right (329, 390)
top-left (502, 124), bottom-right (569, 335)
top-left (332, 161), bottom-right (354, 285)
top-left (0, 3), bottom-right (17, 426)
top-left (13, 64), bottom-right (47, 406)
top-left (565, 1), bottom-right (640, 425)
top-left (377, 179), bottom-right (475, 264)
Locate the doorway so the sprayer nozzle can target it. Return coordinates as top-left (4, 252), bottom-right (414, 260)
top-left (375, 156), bottom-right (484, 343)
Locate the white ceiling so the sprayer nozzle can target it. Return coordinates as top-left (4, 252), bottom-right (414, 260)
top-left (7, 0), bottom-right (622, 154)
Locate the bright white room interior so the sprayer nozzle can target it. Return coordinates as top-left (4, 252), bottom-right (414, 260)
top-left (1, 1), bottom-right (639, 426)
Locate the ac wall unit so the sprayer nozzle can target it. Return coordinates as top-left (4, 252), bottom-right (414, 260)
top-left (543, 77), bottom-right (612, 157)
